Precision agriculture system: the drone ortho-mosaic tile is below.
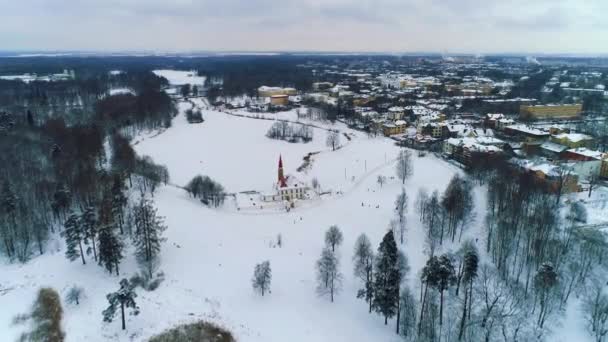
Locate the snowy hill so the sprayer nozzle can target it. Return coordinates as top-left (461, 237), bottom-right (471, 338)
top-left (0, 98), bottom-right (593, 341)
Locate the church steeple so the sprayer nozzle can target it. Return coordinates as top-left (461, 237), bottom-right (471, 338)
top-left (278, 155), bottom-right (287, 188)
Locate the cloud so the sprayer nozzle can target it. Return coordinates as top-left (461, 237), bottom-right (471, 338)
top-left (0, 0), bottom-right (606, 53)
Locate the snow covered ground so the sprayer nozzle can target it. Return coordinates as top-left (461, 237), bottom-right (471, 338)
top-left (0, 98), bottom-right (596, 341)
top-left (152, 69), bottom-right (206, 86)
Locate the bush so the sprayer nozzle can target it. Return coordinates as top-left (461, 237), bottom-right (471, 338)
top-left (185, 175), bottom-right (226, 207)
top-left (14, 287), bottom-right (65, 342)
top-left (266, 121), bottom-right (313, 143)
top-left (185, 108), bottom-right (204, 123)
top-left (65, 285), bottom-right (85, 305)
top-left (149, 321), bottom-right (235, 342)
top-left (130, 271), bottom-right (165, 292)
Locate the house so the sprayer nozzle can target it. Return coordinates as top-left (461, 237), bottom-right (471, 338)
top-left (443, 137), bottom-right (504, 167)
top-left (485, 113), bottom-right (505, 128)
top-left (539, 142), bottom-right (567, 159)
top-left (510, 159), bottom-right (580, 194)
top-left (519, 104), bottom-right (582, 120)
top-left (270, 95), bottom-right (289, 106)
top-left (551, 133), bottom-right (595, 149)
top-left (504, 125), bottom-right (550, 142)
top-left (382, 120), bottom-right (407, 136)
top-left (496, 118), bottom-right (515, 130)
top-left (387, 106), bottom-right (406, 120)
top-left (562, 148), bottom-right (605, 180)
top-left (261, 156), bottom-right (310, 207)
top-left (420, 122), bottom-right (450, 139)
top-left (258, 86), bottom-right (297, 97)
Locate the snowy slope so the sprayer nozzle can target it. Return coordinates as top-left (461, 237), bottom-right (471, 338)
top-left (0, 99), bottom-right (593, 341)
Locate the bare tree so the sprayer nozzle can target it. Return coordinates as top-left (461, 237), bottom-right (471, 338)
top-left (326, 131), bottom-right (340, 151)
top-left (252, 261), bottom-right (272, 296)
top-left (377, 175), bottom-right (387, 188)
top-left (395, 189), bottom-right (408, 244)
top-left (353, 234), bottom-right (375, 313)
top-left (395, 149), bottom-right (413, 184)
top-left (583, 276), bottom-right (608, 342)
top-left (316, 247), bottom-right (343, 302)
top-left (325, 225), bottom-right (343, 252)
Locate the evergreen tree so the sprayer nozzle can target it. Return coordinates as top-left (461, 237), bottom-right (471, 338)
top-left (62, 211), bottom-right (87, 265)
top-left (324, 225), bottom-right (343, 252)
top-left (458, 246), bottom-right (479, 341)
top-left (252, 261), bottom-right (272, 296)
top-left (133, 196), bottom-right (167, 278)
top-left (27, 109), bottom-right (35, 127)
top-left (80, 206), bottom-right (98, 261)
top-left (110, 174), bottom-right (127, 234)
top-left (429, 254), bottom-right (456, 329)
top-left (353, 234), bottom-right (374, 313)
top-left (1, 180), bottom-right (17, 258)
top-left (15, 288), bottom-right (65, 342)
top-left (534, 262), bottom-right (558, 329)
top-left (97, 193), bottom-right (123, 275)
top-left (373, 230), bottom-right (401, 324)
top-left (102, 279), bottom-right (139, 330)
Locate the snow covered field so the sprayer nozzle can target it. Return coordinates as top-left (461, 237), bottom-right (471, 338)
top-left (152, 70), bottom-right (206, 86)
top-left (0, 97), bottom-right (594, 341)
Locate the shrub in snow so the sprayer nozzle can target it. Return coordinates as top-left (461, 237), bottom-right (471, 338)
top-left (149, 321), bottom-right (235, 342)
top-left (185, 175), bottom-right (226, 207)
top-left (130, 271), bottom-right (165, 292)
top-left (14, 287), bottom-right (65, 342)
top-left (65, 285), bottom-right (85, 305)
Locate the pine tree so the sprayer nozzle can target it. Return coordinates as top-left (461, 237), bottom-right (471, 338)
top-left (534, 262), bottom-right (558, 329)
top-left (324, 225), bottom-right (343, 252)
top-left (62, 211), bottom-right (87, 265)
top-left (430, 254), bottom-right (456, 329)
top-left (97, 194), bottom-right (123, 275)
top-left (133, 196), bottom-right (167, 278)
top-left (80, 206), bottom-right (98, 261)
top-left (102, 278), bottom-right (139, 330)
top-left (373, 230), bottom-right (401, 325)
top-left (252, 261), bottom-right (272, 296)
top-left (419, 255), bottom-right (440, 337)
top-left (15, 287), bottom-right (65, 342)
top-left (111, 174), bottom-right (127, 234)
top-left (27, 109), bottom-right (35, 127)
top-left (458, 246), bottom-right (479, 341)
top-left (353, 234), bottom-right (374, 313)
top-left (1, 180), bottom-right (17, 258)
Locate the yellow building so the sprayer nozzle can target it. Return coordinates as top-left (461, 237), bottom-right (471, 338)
top-left (601, 157), bottom-right (608, 179)
top-left (382, 120), bottom-right (407, 136)
top-left (520, 104), bottom-right (582, 120)
top-left (551, 133), bottom-right (595, 149)
top-left (258, 86), bottom-right (297, 97)
top-left (270, 95), bottom-right (289, 106)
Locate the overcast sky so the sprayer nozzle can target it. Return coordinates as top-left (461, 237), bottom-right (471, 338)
top-left (1, 0), bottom-right (606, 54)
